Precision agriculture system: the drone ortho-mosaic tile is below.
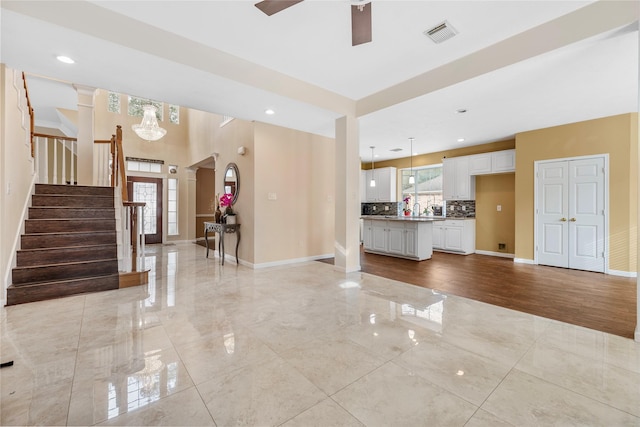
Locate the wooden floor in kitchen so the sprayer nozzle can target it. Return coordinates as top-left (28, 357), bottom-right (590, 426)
top-left (321, 249), bottom-right (637, 339)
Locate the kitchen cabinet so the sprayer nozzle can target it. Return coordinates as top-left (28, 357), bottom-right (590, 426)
top-left (443, 157), bottom-right (475, 200)
top-left (468, 150), bottom-right (516, 175)
top-left (432, 219), bottom-right (476, 254)
top-left (362, 218), bottom-right (436, 260)
top-left (365, 167), bottom-right (397, 202)
top-left (492, 149), bottom-right (516, 173)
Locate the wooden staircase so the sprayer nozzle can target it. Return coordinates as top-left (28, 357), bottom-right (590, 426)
top-left (7, 184), bottom-right (120, 305)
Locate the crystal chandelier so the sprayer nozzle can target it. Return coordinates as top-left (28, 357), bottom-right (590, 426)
top-left (132, 105), bottom-right (166, 141)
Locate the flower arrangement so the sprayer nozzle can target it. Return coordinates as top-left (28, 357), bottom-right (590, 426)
top-left (219, 192), bottom-right (235, 217)
top-left (403, 195), bottom-right (411, 214)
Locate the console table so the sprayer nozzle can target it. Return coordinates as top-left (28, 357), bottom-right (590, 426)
top-left (204, 222), bottom-right (241, 265)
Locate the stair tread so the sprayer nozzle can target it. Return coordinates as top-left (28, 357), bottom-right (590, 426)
top-left (18, 244), bottom-right (116, 253)
top-left (23, 230), bottom-right (116, 236)
top-left (8, 273), bottom-right (120, 286)
top-left (12, 258), bottom-right (118, 270)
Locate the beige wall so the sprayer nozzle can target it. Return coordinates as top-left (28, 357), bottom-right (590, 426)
top-left (94, 90), bottom-right (195, 241)
top-left (515, 113), bottom-right (638, 272)
top-left (254, 122), bottom-right (335, 265)
top-left (1, 65), bottom-right (36, 296)
top-left (475, 174), bottom-right (515, 254)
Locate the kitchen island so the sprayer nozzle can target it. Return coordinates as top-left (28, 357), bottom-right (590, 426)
top-left (361, 215), bottom-right (445, 261)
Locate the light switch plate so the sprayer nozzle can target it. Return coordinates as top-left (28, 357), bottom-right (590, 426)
top-left (268, 192), bottom-right (277, 200)
top-left (497, 205), bottom-right (502, 211)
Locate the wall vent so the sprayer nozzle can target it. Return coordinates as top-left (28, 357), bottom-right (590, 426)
top-left (424, 20), bottom-right (458, 44)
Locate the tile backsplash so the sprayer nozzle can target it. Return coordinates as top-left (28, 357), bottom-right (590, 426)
top-left (446, 200), bottom-right (476, 218)
top-left (361, 202), bottom-right (402, 216)
top-left (361, 200), bottom-right (475, 218)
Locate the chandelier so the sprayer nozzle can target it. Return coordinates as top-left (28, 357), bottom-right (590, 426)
top-left (132, 105), bottom-right (166, 141)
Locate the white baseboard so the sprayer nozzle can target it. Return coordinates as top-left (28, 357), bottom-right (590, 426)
top-left (607, 269), bottom-right (637, 278)
top-left (475, 250), bottom-right (514, 259)
top-left (514, 258), bottom-right (535, 264)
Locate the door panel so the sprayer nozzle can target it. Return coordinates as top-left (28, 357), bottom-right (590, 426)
top-left (568, 158), bottom-right (604, 272)
top-left (537, 157), bottom-right (605, 272)
top-left (127, 177), bottom-right (163, 244)
top-left (537, 162), bottom-right (568, 268)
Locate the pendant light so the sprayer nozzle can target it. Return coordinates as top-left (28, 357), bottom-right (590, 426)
top-left (132, 105), bottom-right (167, 141)
top-left (408, 137), bottom-right (415, 184)
top-left (369, 146), bottom-right (376, 187)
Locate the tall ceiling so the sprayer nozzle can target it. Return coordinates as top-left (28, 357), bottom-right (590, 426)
top-left (1, 1), bottom-right (638, 161)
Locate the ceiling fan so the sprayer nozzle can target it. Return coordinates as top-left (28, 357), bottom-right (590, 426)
top-left (254, 0), bottom-right (372, 46)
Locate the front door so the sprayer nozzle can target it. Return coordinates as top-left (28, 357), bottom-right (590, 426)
top-left (536, 157), bottom-right (605, 272)
top-left (127, 176), bottom-right (163, 244)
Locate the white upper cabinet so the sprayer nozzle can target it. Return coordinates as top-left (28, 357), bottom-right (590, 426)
top-left (365, 167), bottom-right (397, 202)
top-left (468, 153), bottom-right (492, 175)
top-left (491, 149), bottom-right (516, 173)
top-left (443, 157), bottom-right (475, 200)
top-left (468, 149), bottom-right (516, 175)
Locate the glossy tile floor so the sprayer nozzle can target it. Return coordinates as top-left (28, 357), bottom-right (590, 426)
top-left (1, 242), bottom-right (639, 426)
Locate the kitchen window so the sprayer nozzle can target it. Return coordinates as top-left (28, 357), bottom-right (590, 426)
top-left (401, 164), bottom-right (444, 215)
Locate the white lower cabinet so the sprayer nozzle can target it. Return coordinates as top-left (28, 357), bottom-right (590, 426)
top-left (432, 219), bottom-right (476, 254)
top-left (363, 219), bottom-right (434, 260)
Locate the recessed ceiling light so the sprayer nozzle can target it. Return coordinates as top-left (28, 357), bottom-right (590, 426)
top-left (56, 55), bottom-right (75, 64)
top-left (456, 109), bottom-right (467, 114)
top-left (457, 138), bottom-right (465, 142)
top-left (264, 108), bottom-right (275, 115)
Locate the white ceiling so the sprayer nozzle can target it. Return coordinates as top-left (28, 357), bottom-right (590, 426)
top-left (1, 0), bottom-right (638, 161)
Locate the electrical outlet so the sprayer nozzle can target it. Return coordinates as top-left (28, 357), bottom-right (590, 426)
top-left (497, 205), bottom-right (502, 212)
top-left (268, 192), bottom-right (277, 200)
top-left (384, 206), bottom-right (389, 211)
top-left (461, 206), bottom-right (466, 211)
top-left (450, 205), bottom-right (455, 211)
top-left (372, 206), bottom-right (377, 211)
top-left (498, 243), bottom-right (506, 251)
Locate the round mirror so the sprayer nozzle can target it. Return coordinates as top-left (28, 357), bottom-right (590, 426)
top-left (223, 163), bottom-right (240, 205)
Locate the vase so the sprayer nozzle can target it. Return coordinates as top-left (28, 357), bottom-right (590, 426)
top-left (214, 207), bottom-right (222, 223)
top-left (404, 211), bottom-right (410, 216)
top-left (226, 214), bottom-right (236, 224)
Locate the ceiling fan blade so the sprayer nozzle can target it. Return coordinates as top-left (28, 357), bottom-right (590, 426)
top-left (255, 0), bottom-right (303, 16)
top-left (351, 2), bottom-right (372, 46)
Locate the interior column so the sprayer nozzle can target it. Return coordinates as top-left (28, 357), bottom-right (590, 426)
top-left (334, 115), bottom-right (361, 273)
top-left (73, 84), bottom-right (96, 186)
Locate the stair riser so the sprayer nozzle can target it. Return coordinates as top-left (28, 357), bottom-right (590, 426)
top-left (35, 184), bottom-right (114, 197)
top-left (25, 219), bottom-right (116, 234)
top-left (32, 195), bottom-right (114, 208)
top-left (21, 232), bottom-right (116, 249)
top-left (17, 245), bottom-right (118, 267)
top-left (12, 260), bottom-right (119, 285)
top-left (29, 208), bottom-right (115, 219)
top-left (7, 274), bottom-right (120, 305)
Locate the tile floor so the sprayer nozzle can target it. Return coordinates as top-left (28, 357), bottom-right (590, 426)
top-left (1, 242), bottom-right (639, 426)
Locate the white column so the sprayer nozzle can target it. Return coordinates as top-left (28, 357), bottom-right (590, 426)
top-left (634, 20), bottom-right (640, 342)
top-left (73, 85), bottom-right (96, 186)
top-left (334, 115), bottom-right (361, 273)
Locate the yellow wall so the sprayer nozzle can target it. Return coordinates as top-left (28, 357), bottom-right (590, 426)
top-left (515, 113), bottom-right (638, 272)
top-left (475, 174), bottom-right (515, 254)
top-left (364, 139), bottom-right (516, 170)
top-left (367, 139), bottom-right (517, 255)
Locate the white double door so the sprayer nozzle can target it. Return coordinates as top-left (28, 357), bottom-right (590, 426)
top-left (537, 156), bottom-right (605, 272)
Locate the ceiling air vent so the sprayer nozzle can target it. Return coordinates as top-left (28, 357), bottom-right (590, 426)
top-left (424, 21), bottom-right (458, 44)
top-left (390, 148), bottom-right (403, 152)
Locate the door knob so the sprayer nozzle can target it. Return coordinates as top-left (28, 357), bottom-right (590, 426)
top-left (560, 218), bottom-right (567, 222)
top-left (570, 218), bottom-right (577, 222)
